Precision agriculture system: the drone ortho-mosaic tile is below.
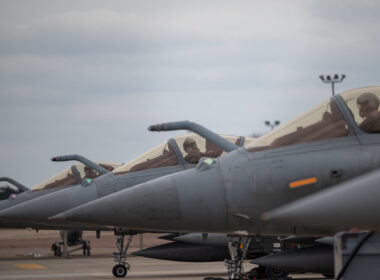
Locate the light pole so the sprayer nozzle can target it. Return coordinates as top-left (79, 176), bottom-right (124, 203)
top-left (319, 74), bottom-right (346, 96)
top-left (265, 120), bottom-right (280, 131)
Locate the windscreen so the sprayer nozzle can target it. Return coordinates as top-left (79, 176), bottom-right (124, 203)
top-left (113, 142), bottom-right (179, 175)
top-left (32, 161), bottom-right (120, 191)
top-left (247, 99), bottom-right (348, 152)
top-left (113, 133), bottom-right (250, 175)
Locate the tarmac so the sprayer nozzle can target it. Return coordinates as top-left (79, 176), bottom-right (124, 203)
top-left (0, 229), bottom-right (327, 280)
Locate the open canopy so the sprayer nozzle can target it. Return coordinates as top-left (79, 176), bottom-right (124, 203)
top-left (247, 86), bottom-right (380, 152)
top-left (32, 161), bottom-right (121, 191)
top-left (113, 133), bottom-right (249, 175)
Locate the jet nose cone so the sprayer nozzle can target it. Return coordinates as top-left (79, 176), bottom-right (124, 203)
top-left (53, 175), bottom-right (182, 231)
top-left (56, 164), bottom-right (227, 233)
top-left (0, 191), bottom-right (69, 223)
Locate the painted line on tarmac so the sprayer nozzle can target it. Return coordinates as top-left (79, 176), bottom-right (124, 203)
top-left (13, 263), bottom-right (47, 269)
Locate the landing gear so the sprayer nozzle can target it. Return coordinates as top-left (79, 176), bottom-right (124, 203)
top-left (112, 229), bottom-right (133, 278)
top-left (224, 236), bottom-right (251, 280)
top-left (113, 264), bottom-right (128, 278)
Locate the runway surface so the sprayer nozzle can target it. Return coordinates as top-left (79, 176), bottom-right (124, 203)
top-left (0, 255), bottom-right (231, 280)
top-left (0, 229), bottom-right (327, 280)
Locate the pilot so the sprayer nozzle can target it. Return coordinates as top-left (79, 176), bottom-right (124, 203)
top-left (84, 166), bottom-right (98, 179)
top-left (357, 92), bottom-right (380, 133)
top-left (183, 137), bottom-right (202, 163)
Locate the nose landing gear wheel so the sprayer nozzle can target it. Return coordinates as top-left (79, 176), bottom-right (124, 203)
top-left (112, 264), bottom-right (127, 278)
top-left (112, 230), bottom-right (133, 278)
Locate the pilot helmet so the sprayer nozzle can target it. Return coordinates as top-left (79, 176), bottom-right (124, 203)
top-left (183, 137), bottom-right (196, 150)
top-left (84, 166), bottom-right (98, 178)
top-left (357, 92), bottom-right (379, 117)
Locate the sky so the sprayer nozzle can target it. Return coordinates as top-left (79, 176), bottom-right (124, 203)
top-left (0, 0), bottom-right (379, 187)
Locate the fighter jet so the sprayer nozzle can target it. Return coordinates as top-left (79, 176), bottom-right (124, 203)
top-left (0, 132), bottom-right (250, 277)
top-left (0, 156), bottom-right (120, 256)
top-left (0, 156), bottom-right (119, 230)
top-left (51, 86), bottom-right (380, 278)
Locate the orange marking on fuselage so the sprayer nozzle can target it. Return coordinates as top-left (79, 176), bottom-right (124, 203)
top-left (289, 177), bottom-right (317, 189)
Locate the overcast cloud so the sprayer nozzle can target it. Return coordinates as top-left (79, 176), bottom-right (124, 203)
top-left (0, 0), bottom-right (379, 187)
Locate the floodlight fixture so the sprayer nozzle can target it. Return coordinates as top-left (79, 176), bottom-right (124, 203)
top-left (319, 74), bottom-right (346, 96)
top-left (265, 120), bottom-right (281, 131)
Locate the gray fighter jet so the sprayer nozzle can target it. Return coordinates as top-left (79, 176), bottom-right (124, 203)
top-left (0, 132), bottom-right (249, 277)
top-left (0, 156), bottom-right (119, 230)
top-left (51, 86), bottom-right (380, 278)
top-left (0, 157), bottom-right (120, 256)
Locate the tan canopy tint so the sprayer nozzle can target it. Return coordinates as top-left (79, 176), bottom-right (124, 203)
top-left (113, 133), bottom-right (247, 175)
top-left (32, 162), bottom-right (121, 191)
top-left (340, 86), bottom-right (380, 133)
top-left (113, 141), bottom-right (179, 175)
top-left (247, 97), bottom-right (349, 152)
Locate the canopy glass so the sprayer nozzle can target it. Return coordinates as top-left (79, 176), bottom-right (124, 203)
top-left (113, 133), bottom-right (244, 175)
top-left (247, 97), bottom-right (349, 152)
top-left (32, 162), bottom-right (120, 191)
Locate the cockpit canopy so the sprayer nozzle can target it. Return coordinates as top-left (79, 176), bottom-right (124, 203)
top-left (32, 162), bottom-right (121, 191)
top-left (113, 133), bottom-right (251, 175)
top-left (247, 86), bottom-right (380, 152)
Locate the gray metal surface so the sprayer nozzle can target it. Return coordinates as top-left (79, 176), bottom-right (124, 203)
top-left (132, 241), bottom-right (230, 262)
top-left (251, 245), bottom-right (333, 274)
top-left (263, 168), bottom-right (380, 230)
top-left (174, 233), bottom-right (231, 247)
top-left (173, 233), bottom-right (285, 256)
